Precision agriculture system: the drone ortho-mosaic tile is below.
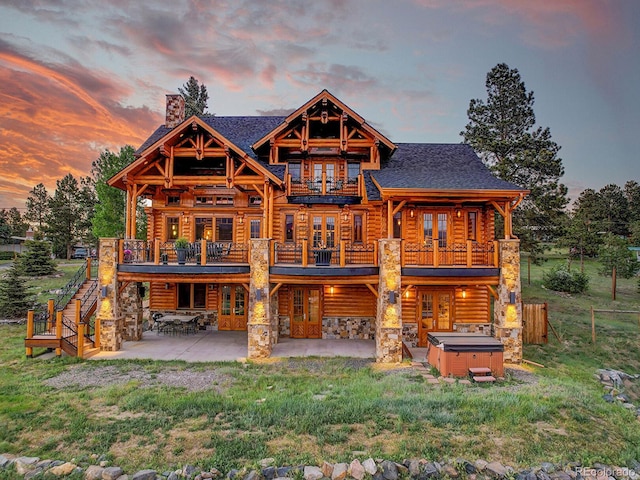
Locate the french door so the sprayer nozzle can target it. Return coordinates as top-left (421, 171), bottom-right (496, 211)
top-left (290, 287), bottom-right (322, 338)
top-left (417, 288), bottom-right (452, 346)
top-left (311, 214), bottom-right (337, 248)
top-left (218, 285), bottom-right (247, 330)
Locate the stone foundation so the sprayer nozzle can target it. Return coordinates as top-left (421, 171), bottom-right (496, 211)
top-left (247, 323), bottom-right (271, 358)
top-left (120, 282), bottom-right (142, 341)
top-left (494, 326), bottom-right (522, 364)
top-left (376, 327), bottom-right (403, 363)
top-left (402, 324), bottom-right (418, 347)
top-left (323, 317), bottom-right (374, 339)
top-left (150, 310), bottom-right (218, 330)
top-left (494, 239), bottom-right (523, 363)
top-left (453, 323), bottom-right (492, 335)
top-left (100, 317), bottom-right (123, 351)
top-left (375, 239), bottom-right (402, 363)
top-left (278, 315), bottom-right (291, 337)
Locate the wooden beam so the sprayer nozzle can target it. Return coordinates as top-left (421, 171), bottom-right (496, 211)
top-left (392, 200), bottom-right (407, 215)
top-left (401, 284), bottom-right (413, 298)
top-left (242, 283), bottom-right (250, 292)
top-left (486, 285), bottom-right (498, 300)
top-left (365, 283), bottom-right (379, 298)
top-left (270, 283), bottom-right (283, 297)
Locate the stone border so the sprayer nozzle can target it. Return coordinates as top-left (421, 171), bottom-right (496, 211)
top-left (2, 453), bottom-right (640, 480)
top-left (597, 368), bottom-right (640, 420)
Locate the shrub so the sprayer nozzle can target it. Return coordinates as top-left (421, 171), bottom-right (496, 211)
top-left (0, 265), bottom-right (33, 318)
top-left (542, 263), bottom-right (589, 294)
top-left (0, 251), bottom-right (15, 260)
top-left (15, 240), bottom-right (57, 276)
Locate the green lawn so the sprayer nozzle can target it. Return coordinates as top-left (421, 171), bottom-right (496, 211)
top-left (0, 255), bottom-right (639, 472)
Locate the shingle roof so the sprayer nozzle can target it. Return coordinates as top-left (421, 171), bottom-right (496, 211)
top-left (372, 143), bottom-right (525, 191)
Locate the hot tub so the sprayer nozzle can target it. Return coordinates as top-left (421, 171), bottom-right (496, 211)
top-left (426, 333), bottom-right (504, 377)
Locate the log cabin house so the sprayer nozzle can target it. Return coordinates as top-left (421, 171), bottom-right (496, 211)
top-left (96, 89), bottom-right (527, 364)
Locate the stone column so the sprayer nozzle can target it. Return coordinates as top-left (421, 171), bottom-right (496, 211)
top-left (247, 239), bottom-right (272, 359)
top-left (494, 239), bottom-right (523, 363)
top-left (376, 238), bottom-right (402, 363)
top-left (97, 238), bottom-right (123, 351)
top-left (120, 282), bottom-right (143, 341)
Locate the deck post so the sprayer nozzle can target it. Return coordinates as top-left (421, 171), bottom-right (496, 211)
top-left (26, 310), bottom-right (34, 357)
top-left (493, 239), bottom-right (523, 364)
top-left (375, 238), bottom-right (403, 363)
top-left (77, 323), bottom-right (85, 358)
top-left (96, 238), bottom-right (124, 351)
top-left (55, 311), bottom-right (63, 356)
top-left (247, 238), bottom-right (272, 359)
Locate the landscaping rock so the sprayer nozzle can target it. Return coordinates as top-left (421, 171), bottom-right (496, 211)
top-left (363, 458), bottom-right (378, 475)
top-left (103, 466), bottom-right (124, 480)
top-left (380, 460), bottom-right (398, 480)
top-left (15, 457), bottom-right (40, 475)
top-left (259, 459), bottom-right (276, 468)
top-left (603, 394), bottom-right (614, 403)
top-left (304, 466), bottom-right (323, 480)
top-left (350, 460), bottom-right (366, 480)
top-left (475, 460), bottom-right (489, 472)
top-left (25, 467), bottom-right (44, 480)
top-left (441, 464), bottom-right (459, 478)
top-left (276, 467), bottom-right (292, 478)
top-left (167, 472), bottom-right (180, 480)
top-left (321, 461), bottom-right (334, 478)
top-left (541, 463), bottom-right (556, 474)
top-left (244, 470), bottom-right (259, 480)
top-left (419, 463), bottom-right (439, 479)
top-left (131, 469), bottom-right (157, 480)
top-left (0, 454), bottom-right (16, 469)
top-left (485, 462), bottom-right (508, 478)
top-left (183, 465), bottom-right (198, 478)
top-left (49, 462), bottom-right (78, 476)
top-left (332, 463), bottom-right (348, 480)
top-left (84, 465), bottom-right (105, 480)
top-left (262, 466), bottom-right (276, 480)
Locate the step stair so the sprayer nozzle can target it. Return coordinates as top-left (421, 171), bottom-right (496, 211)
top-left (469, 367), bottom-right (496, 383)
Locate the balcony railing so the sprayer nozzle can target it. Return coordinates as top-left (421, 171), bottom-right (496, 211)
top-left (120, 240), bottom-right (249, 265)
top-left (288, 174), bottom-right (361, 197)
top-left (273, 241), bottom-right (377, 267)
top-left (403, 240), bottom-right (498, 267)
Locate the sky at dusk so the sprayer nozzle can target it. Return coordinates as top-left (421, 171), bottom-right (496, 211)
top-left (0, 0), bottom-right (638, 210)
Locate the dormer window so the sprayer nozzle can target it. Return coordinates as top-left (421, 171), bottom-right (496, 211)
top-left (167, 195), bottom-right (180, 206)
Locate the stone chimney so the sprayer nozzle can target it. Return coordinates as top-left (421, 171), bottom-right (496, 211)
top-left (165, 94), bottom-right (185, 128)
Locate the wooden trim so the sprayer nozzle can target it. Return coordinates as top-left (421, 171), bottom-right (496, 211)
top-left (486, 285), bottom-right (498, 300)
top-left (270, 283), bottom-right (283, 297)
top-left (365, 283), bottom-right (379, 298)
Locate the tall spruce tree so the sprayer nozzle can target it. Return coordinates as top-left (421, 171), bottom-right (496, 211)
top-left (25, 183), bottom-right (50, 233)
top-left (178, 76), bottom-right (210, 117)
top-left (461, 63), bottom-right (568, 260)
top-left (16, 240), bottom-right (57, 276)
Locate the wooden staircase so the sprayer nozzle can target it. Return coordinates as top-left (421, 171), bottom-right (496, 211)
top-left (25, 260), bottom-right (98, 358)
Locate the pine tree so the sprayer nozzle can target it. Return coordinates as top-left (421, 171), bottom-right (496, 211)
top-left (25, 183), bottom-right (50, 233)
top-left (178, 76), bottom-right (210, 117)
top-left (16, 240), bottom-right (57, 276)
top-left (0, 265), bottom-right (33, 318)
top-left (461, 63), bottom-right (568, 260)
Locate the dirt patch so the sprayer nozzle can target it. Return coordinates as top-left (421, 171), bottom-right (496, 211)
top-left (43, 364), bottom-right (234, 392)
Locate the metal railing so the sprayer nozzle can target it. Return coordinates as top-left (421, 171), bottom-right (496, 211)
top-left (122, 240), bottom-right (250, 265)
top-left (60, 314), bottom-right (77, 353)
top-left (53, 260), bottom-right (90, 311)
top-left (273, 242), bottom-right (376, 266)
top-left (289, 176), bottom-right (360, 196)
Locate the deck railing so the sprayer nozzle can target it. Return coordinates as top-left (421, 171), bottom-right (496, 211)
top-left (403, 240), bottom-right (498, 267)
top-left (273, 241), bottom-right (377, 267)
top-left (119, 240), bottom-right (249, 265)
top-left (288, 174), bottom-right (361, 197)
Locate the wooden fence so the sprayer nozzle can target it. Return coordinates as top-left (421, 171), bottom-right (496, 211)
top-left (523, 302), bottom-right (548, 344)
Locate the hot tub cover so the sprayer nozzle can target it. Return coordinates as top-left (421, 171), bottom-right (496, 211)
top-left (427, 333), bottom-right (504, 352)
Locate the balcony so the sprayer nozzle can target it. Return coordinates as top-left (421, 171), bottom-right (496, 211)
top-left (287, 174), bottom-right (362, 204)
top-left (402, 240), bottom-right (499, 278)
top-left (119, 240), bottom-right (249, 265)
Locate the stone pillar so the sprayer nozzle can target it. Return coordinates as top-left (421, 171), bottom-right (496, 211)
top-left (97, 238), bottom-right (123, 351)
top-left (247, 239), bottom-right (272, 359)
top-left (120, 282), bottom-right (143, 341)
top-left (494, 239), bottom-right (523, 364)
top-left (376, 238), bottom-right (402, 363)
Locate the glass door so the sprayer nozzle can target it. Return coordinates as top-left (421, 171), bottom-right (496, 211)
top-left (417, 289), bottom-right (452, 346)
top-left (290, 287), bottom-right (322, 338)
top-left (219, 285), bottom-right (247, 330)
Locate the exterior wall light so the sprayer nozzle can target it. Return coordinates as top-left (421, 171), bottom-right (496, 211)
top-left (509, 291), bottom-right (516, 304)
top-left (388, 291), bottom-right (397, 304)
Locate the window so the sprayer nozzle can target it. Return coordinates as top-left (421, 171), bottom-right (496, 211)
top-left (393, 212), bottom-right (402, 239)
top-left (167, 217), bottom-right (179, 240)
top-left (216, 196), bottom-right (234, 205)
top-left (250, 219), bottom-right (261, 239)
top-left (313, 162), bottom-right (335, 182)
top-left (167, 196), bottom-right (180, 206)
top-left (249, 195), bottom-right (262, 207)
top-left (285, 214), bottom-right (294, 242)
top-left (216, 217), bottom-right (233, 241)
top-left (353, 214), bottom-right (363, 243)
top-left (178, 283), bottom-right (206, 309)
top-left (195, 196), bottom-right (213, 205)
top-left (312, 215), bottom-right (336, 248)
top-left (467, 211), bottom-right (478, 241)
top-left (195, 217), bottom-right (213, 241)
top-left (289, 163), bottom-right (301, 181)
top-left (347, 163), bottom-right (360, 181)
top-left (423, 212), bottom-right (448, 247)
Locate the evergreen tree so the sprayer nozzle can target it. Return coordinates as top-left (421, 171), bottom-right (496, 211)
top-left (598, 233), bottom-right (640, 300)
top-left (178, 76), bottom-right (210, 117)
top-left (25, 183), bottom-right (50, 233)
top-left (461, 63), bottom-right (568, 260)
top-left (0, 265), bottom-right (33, 318)
top-left (0, 211), bottom-right (10, 244)
top-left (7, 207), bottom-right (28, 238)
top-left (16, 240), bottom-right (57, 276)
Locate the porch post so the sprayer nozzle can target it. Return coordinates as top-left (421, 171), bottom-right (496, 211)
top-left (96, 238), bottom-right (124, 351)
top-left (493, 239), bottom-right (523, 363)
top-left (120, 282), bottom-right (143, 341)
top-left (376, 238), bottom-right (403, 363)
top-left (247, 238), bottom-right (272, 359)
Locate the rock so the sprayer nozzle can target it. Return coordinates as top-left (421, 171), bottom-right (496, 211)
top-left (244, 470), bottom-right (260, 480)
top-left (131, 469), bottom-right (157, 480)
top-left (363, 458), bottom-right (378, 475)
top-left (304, 466), bottom-right (323, 480)
top-left (49, 462), bottom-right (78, 476)
top-left (25, 467), bottom-right (44, 480)
top-left (550, 472), bottom-right (572, 480)
top-left (475, 460), bottom-right (489, 472)
top-left (350, 459), bottom-right (366, 480)
top-left (262, 466), bottom-right (276, 480)
top-left (395, 463), bottom-right (408, 476)
top-left (321, 461), bottom-right (334, 478)
top-left (441, 464), bottom-right (459, 478)
top-left (102, 466), bottom-right (124, 480)
top-left (419, 463), bottom-right (439, 479)
top-left (167, 472), bottom-right (180, 480)
top-left (117, 475), bottom-right (129, 480)
top-left (332, 463), bottom-right (348, 480)
top-left (15, 457), bottom-right (40, 475)
top-left (616, 394), bottom-right (630, 403)
top-left (623, 403), bottom-right (637, 410)
top-left (541, 464), bottom-right (556, 474)
top-left (0, 454), bottom-right (16, 469)
top-left (210, 468), bottom-right (223, 478)
top-left (260, 459), bottom-right (276, 468)
top-left (276, 467), bottom-right (292, 478)
top-left (36, 460), bottom-right (55, 470)
top-left (380, 460), bottom-right (398, 480)
top-left (602, 394), bottom-right (614, 403)
top-left (183, 465), bottom-right (198, 478)
top-left (202, 473), bottom-right (215, 479)
top-left (84, 465), bottom-right (105, 480)
top-left (485, 462), bottom-right (508, 478)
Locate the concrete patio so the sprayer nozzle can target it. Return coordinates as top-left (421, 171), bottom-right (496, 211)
top-left (89, 330), bottom-right (429, 363)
